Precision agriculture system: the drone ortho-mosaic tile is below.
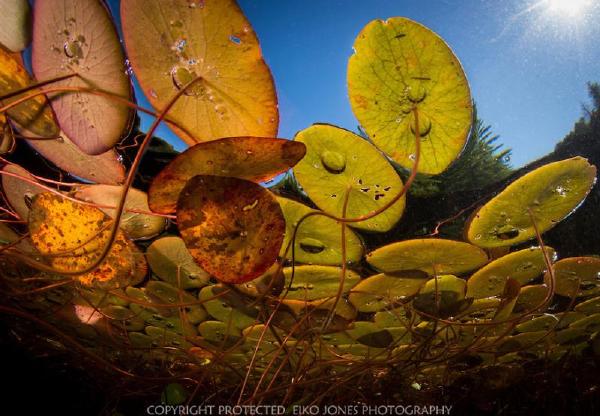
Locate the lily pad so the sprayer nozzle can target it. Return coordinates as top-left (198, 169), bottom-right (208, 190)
top-left (293, 124), bottom-right (405, 232)
top-left (367, 238), bottom-right (488, 275)
top-left (550, 257), bottom-right (600, 297)
top-left (575, 296), bottom-right (600, 315)
top-left (466, 157), bottom-right (597, 248)
top-left (277, 197), bottom-right (363, 265)
top-left (146, 236), bottom-right (210, 289)
top-left (0, 112), bottom-right (15, 154)
top-left (149, 137), bottom-right (305, 214)
top-left (513, 285), bottom-right (549, 314)
top-left (121, 0), bottom-right (278, 144)
top-left (466, 246), bottom-right (555, 299)
top-left (347, 17), bottom-right (472, 175)
top-left (199, 285), bottom-right (258, 330)
top-left (197, 320), bottom-right (242, 349)
top-left (1, 164), bottom-right (41, 220)
top-left (348, 270), bottom-right (429, 312)
top-left (282, 265), bottom-right (360, 301)
top-left (74, 185), bottom-right (166, 240)
top-left (412, 275), bottom-right (469, 318)
top-left (0, 0), bottom-right (31, 52)
top-left (177, 175), bottom-right (285, 284)
top-left (32, 0), bottom-right (132, 154)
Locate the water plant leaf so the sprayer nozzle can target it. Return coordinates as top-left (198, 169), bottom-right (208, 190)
top-left (1, 164), bottom-right (41, 220)
top-left (466, 157), bottom-right (597, 248)
top-left (74, 185), bottom-right (166, 240)
top-left (575, 296), bottom-right (600, 315)
top-left (367, 238), bottom-right (488, 275)
top-left (281, 265), bottom-right (360, 301)
top-left (277, 197), bottom-right (363, 265)
top-left (121, 0), bottom-right (278, 145)
top-left (177, 175), bottom-right (285, 284)
top-left (293, 124), bottom-right (405, 232)
top-left (347, 17), bottom-right (472, 175)
top-left (0, 0), bottom-right (31, 52)
top-left (412, 275), bottom-right (469, 318)
top-left (466, 246), bottom-right (556, 299)
top-left (32, 0), bottom-right (132, 154)
top-left (197, 320), bottom-right (242, 349)
top-left (550, 257), bottom-right (600, 297)
top-left (0, 113), bottom-right (15, 154)
top-left (28, 192), bottom-right (145, 288)
top-left (149, 137), bottom-right (305, 214)
top-left (348, 270), bottom-right (428, 312)
top-left (146, 236), bottom-right (210, 289)
top-left (199, 285), bottom-right (257, 330)
top-left (513, 284), bottom-right (549, 314)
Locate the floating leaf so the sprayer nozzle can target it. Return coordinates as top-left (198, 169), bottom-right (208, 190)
top-left (293, 124), bottom-right (405, 232)
top-left (1, 164), bottom-right (41, 220)
top-left (149, 137), bottom-right (305, 214)
top-left (466, 157), bottom-right (597, 248)
top-left (145, 280), bottom-right (207, 325)
top-left (277, 197), bottom-right (363, 265)
top-left (146, 236), bottom-right (210, 289)
top-left (28, 192), bottom-right (145, 288)
top-left (197, 320), bottom-right (242, 349)
top-left (0, 0), bottom-right (31, 51)
top-left (550, 257), bottom-right (600, 297)
top-left (466, 246), bottom-right (555, 299)
top-left (575, 296), bottom-right (600, 315)
top-left (348, 270), bottom-right (428, 312)
top-left (121, 0), bottom-right (278, 144)
top-left (32, 0), bottom-right (132, 154)
top-left (74, 185), bottom-right (166, 240)
top-left (281, 265), bottom-right (360, 301)
top-left (177, 175), bottom-right (285, 284)
top-left (347, 17), bottom-right (472, 174)
top-left (0, 112), bottom-right (15, 154)
top-left (367, 238), bottom-right (488, 275)
top-left (235, 262), bottom-right (284, 298)
top-left (513, 284), bottom-right (549, 314)
top-left (412, 275), bottom-right (469, 318)
top-left (199, 285), bottom-right (258, 330)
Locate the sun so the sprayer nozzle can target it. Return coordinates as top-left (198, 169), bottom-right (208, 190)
top-left (546, 0), bottom-right (591, 18)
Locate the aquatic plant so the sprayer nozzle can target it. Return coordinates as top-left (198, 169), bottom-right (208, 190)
top-left (0, 0), bottom-right (599, 409)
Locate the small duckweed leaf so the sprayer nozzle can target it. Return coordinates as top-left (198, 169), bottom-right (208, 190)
top-left (466, 246), bottom-right (555, 299)
top-left (32, 0), bottom-right (132, 154)
top-left (177, 175), bottom-right (285, 284)
top-left (348, 270), bottom-right (428, 312)
top-left (466, 157), bottom-right (597, 248)
top-left (282, 265), bottom-right (361, 301)
top-left (28, 192), bottom-right (144, 288)
top-left (1, 164), bottom-right (41, 220)
top-left (293, 124), bottom-right (405, 232)
top-left (367, 238), bottom-right (488, 275)
top-left (149, 137), bottom-right (305, 214)
top-left (347, 17), bottom-right (472, 174)
top-left (277, 197), bottom-right (363, 265)
top-left (550, 257), bottom-right (600, 297)
top-left (121, 0), bottom-right (278, 145)
top-left (146, 236), bottom-right (210, 289)
top-left (412, 275), bottom-right (468, 318)
top-left (74, 185), bottom-right (166, 240)
top-left (0, 0), bottom-right (31, 52)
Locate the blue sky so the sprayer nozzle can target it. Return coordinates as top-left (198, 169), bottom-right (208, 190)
top-left (110, 0), bottom-right (600, 168)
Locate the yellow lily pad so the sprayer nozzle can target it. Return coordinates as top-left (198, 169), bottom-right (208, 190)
top-left (466, 246), bottom-right (555, 299)
top-left (0, 112), bottom-right (15, 154)
top-left (550, 257), bottom-right (600, 297)
top-left (146, 236), bottom-right (210, 289)
top-left (74, 185), bottom-right (166, 240)
top-left (466, 157), bottom-right (597, 248)
top-left (177, 175), bottom-right (285, 284)
top-left (347, 17), bottom-right (472, 175)
top-left (293, 124), bottom-right (405, 232)
top-left (149, 137), bottom-right (305, 214)
top-left (0, 0), bottom-right (31, 52)
top-left (121, 0), bottom-right (278, 145)
top-left (412, 275), bottom-right (469, 318)
top-left (348, 270), bottom-right (428, 312)
top-left (281, 265), bottom-right (360, 301)
top-left (513, 284), bottom-right (549, 314)
top-left (277, 197), bottom-right (363, 265)
top-left (366, 238), bottom-right (488, 275)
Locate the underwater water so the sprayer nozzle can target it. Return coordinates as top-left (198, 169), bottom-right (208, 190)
top-left (1, 1), bottom-right (600, 415)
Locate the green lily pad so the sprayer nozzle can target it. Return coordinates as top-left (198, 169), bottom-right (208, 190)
top-left (145, 326), bottom-right (193, 349)
top-left (550, 257), bottom-right (600, 297)
top-left (367, 238), bottom-right (488, 275)
top-left (102, 305), bottom-right (145, 332)
top-left (146, 236), bottom-right (210, 289)
top-left (466, 246), bottom-right (555, 299)
top-left (277, 196), bottom-right (363, 265)
top-left (161, 383), bottom-right (188, 406)
top-left (554, 327), bottom-right (589, 345)
top-left (348, 270), bottom-right (428, 312)
top-left (374, 307), bottom-right (416, 328)
top-left (575, 296), bottom-right (600, 314)
top-left (347, 17), bottom-right (472, 175)
top-left (32, 0), bottom-right (132, 154)
top-left (0, 0), bottom-right (31, 52)
top-left (145, 281), bottom-right (207, 325)
top-left (293, 124), bottom-right (405, 232)
top-left (569, 313), bottom-right (600, 332)
top-left (199, 285), bottom-right (258, 330)
top-left (412, 275), bottom-right (469, 318)
top-left (513, 285), bottom-right (549, 314)
top-left (515, 314), bottom-right (558, 333)
top-left (197, 320), bottom-right (242, 349)
top-left (1, 164), bottom-right (41, 220)
top-left (74, 185), bottom-right (166, 240)
top-left (280, 297), bottom-right (357, 333)
top-left (149, 137), bottom-right (305, 214)
top-left (466, 157), bottom-right (597, 248)
top-left (281, 265), bottom-right (360, 301)
top-left (234, 262), bottom-right (284, 298)
top-left (121, 0), bottom-right (278, 145)
top-left (177, 175), bottom-right (285, 284)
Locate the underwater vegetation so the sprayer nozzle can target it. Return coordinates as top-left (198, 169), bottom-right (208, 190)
top-left (0, 0), bottom-right (599, 412)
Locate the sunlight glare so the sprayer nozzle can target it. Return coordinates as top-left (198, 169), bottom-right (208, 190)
top-left (546, 0), bottom-right (591, 18)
